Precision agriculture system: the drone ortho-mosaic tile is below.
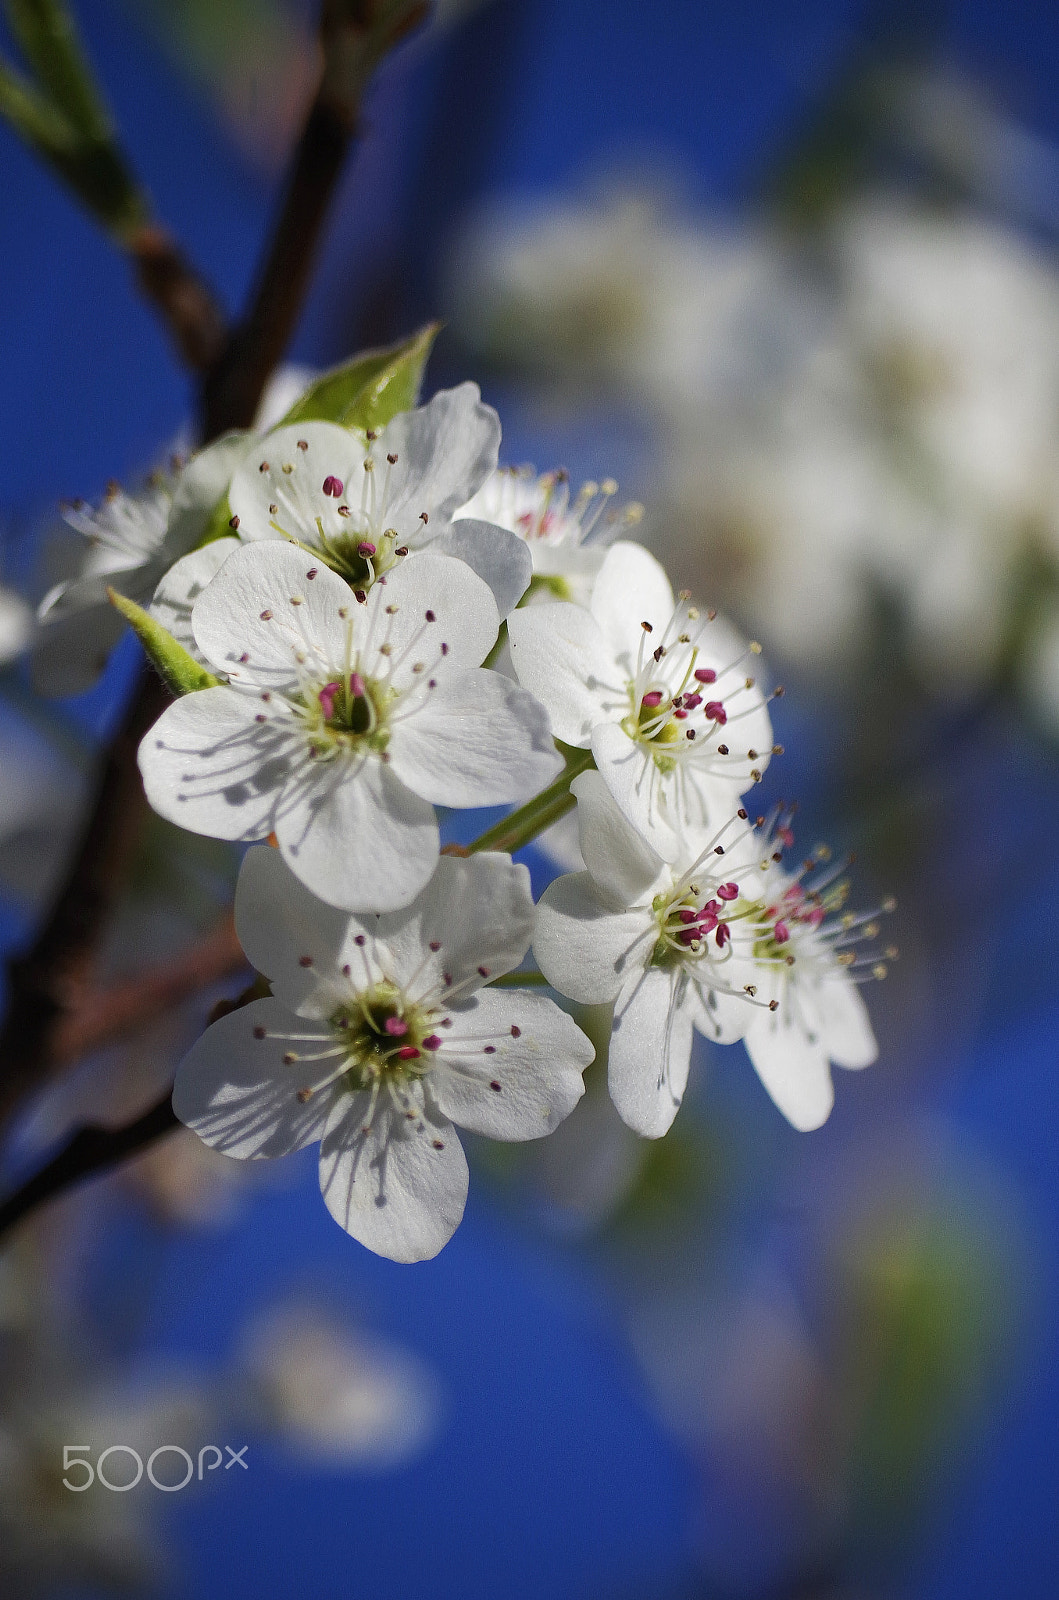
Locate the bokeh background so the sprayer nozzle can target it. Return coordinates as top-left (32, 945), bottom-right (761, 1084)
top-left (1, 1), bottom-right (1058, 1595)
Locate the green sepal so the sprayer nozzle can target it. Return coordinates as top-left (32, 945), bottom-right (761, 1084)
top-left (279, 322), bottom-right (440, 432)
top-left (107, 588), bottom-right (219, 697)
top-left (196, 493), bottom-right (237, 548)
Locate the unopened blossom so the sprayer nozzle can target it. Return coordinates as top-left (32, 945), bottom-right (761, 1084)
top-left (456, 465), bottom-right (643, 608)
top-left (34, 433), bottom-right (249, 695)
top-left (731, 818), bottom-right (884, 1130)
top-left (508, 540), bottom-right (777, 862)
top-left (158, 384), bottom-right (533, 634)
top-left (535, 770), bottom-right (763, 1137)
top-left (174, 846), bottom-right (592, 1261)
top-left (139, 542), bottom-right (556, 912)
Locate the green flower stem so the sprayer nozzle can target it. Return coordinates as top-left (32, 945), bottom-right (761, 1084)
top-left (467, 746), bottom-right (595, 857)
top-left (490, 969), bottom-right (550, 988)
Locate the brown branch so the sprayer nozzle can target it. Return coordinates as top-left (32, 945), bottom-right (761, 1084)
top-left (0, 973), bottom-right (268, 1243)
top-left (50, 911), bottom-right (246, 1065)
top-left (127, 224), bottom-right (228, 373)
top-left (201, 0), bottom-right (429, 436)
top-left (0, 1089), bottom-right (179, 1242)
top-left (0, 670), bottom-right (170, 1127)
top-left (0, 0), bottom-right (427, 1143)
top-left (199, 93), bottom-right (355, 435)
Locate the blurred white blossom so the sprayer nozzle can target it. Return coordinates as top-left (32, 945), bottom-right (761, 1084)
top-left (243, 1305), bottom-right (442, 1469)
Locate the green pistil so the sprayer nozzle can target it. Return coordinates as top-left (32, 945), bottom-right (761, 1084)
top-left (744, 899), bottom-right (795, 965)
top-left (621, 689), bottom-right (682, 774)
top-left (304, 672), bottom-right (394, 756)
top-left (330, 984), bottom-right (431, 1090)
top-left (524, 572), bottom-right (572, 602)
top-left (311, 525), bottom-right (400, 587)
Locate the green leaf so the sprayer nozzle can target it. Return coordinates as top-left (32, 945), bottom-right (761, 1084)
top-left (0, 1), bottom-right (147, 235)
top-left (107, 589), bottom-right (219, 697)
top-left (0, 54), bottom-right (71, 158)
top-left (5, 0), bottom-right (112, 140)
top-left (280, 323), bottom-right (440, 432)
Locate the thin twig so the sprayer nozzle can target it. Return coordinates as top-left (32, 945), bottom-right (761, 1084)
top-left (0, 671), bottom-right (170, 1126)
top-left (0, 1090), bottom-right (179, 1241)
top-left (201, 0), bottom-right (428, 434)
top-left (0, 973), bottom-right (268, 1242)
top-left (127, 224), bottom-right (228, 373)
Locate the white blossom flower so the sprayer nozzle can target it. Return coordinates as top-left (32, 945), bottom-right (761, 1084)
top-left (0, 585), bottom-right (32, 665)
top-left (174, 846), bottom-right (593, 1261)
top-left (508, 540), bottom-right (776, 862)
top-left (456, 465), bottom-right (643, 608)
top-left (138, 541), bottom-right (559, 913)
top-left (836, 203), bottom-right (1059, 533)
top-left (447, 189), bottom-right (801, 414)
top-left (731, 821), bottom-right (884, 1130)
top-left (536, 780), bottom-right (883, 1134)
top-left (243, 1305), bottom-right (442, 1468)
top-left (157, 384), bottom-right (533, 636)
top-left (535, 770), bottom-right (763, 1137)
top-left (34, 433), bottom-right (249, 695)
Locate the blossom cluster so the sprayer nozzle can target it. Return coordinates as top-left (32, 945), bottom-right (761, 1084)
top-left (42, 372), bottom-right (891, 1261)
top-left (450, 178), bottom-right (1059, 715)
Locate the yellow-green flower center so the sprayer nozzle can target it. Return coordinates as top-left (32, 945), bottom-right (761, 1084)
top-left (303, 671), bottom-right (394, 756)
top-left (330, 983), bottom-right (437, 1090)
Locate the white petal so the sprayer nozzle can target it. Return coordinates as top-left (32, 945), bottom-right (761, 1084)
top-left (368, 549), bottom-right (499, 683)
top-left (173, 997), bottom-right (339, 1158)
top-left (686, 612), bottom-right (775, 782)
top-left (431, 989), bottom-right (590, 1140)
top-left (150, 539), bottom-right (237, 656)
top-left (253, 363), bottom-right (317, 429)
top-left (590, 542), bottom-right (673, 667)
top-left (380, 852), bottom-right (535, 996)
top-left (0, 588), bottom-right (32, 665)
top-left (534, 872), bottom-right (655, 1004)
top-left (381, 384), bottom-right (500, 527)
top-left (228, 422), bottom-right (368, 545)
top-left (535, 807), bottom-right (584, 872)
top-left (387, 669), bottom-right (560, 806)
top-left (434, 518), bottom-right (532, 616)
top-left (318, 1093), bottom-right (468, 1261)
top-left (138, 686), bottom-right (303, 840)
top-left (743, 1008), bottom-right (835, 1131)
top-left (815, 974), bottom-right (878, 1069)
top-left (675, 761), bottom-right (761, 840)
top-left (608, 965), bottom-right (693, 1138)
top-left (275, 751), bottom-right (438, 914)
top-left (530, 542), bottom-right (606, 608)
top-left (590, 720), bottom-right (681, 861)
top-left (191, 541), bottom-right (356, 688)
top-left (569, 769), bottom-right (663, 906)
top-left (688, 976), bottom-right (757, 1045)
top-left (234, 844), bottom-right (383, 1017)
top-left (507, 601), bottom-right (624, 746)
top-left (166, 433), bottom-right (252, 559)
